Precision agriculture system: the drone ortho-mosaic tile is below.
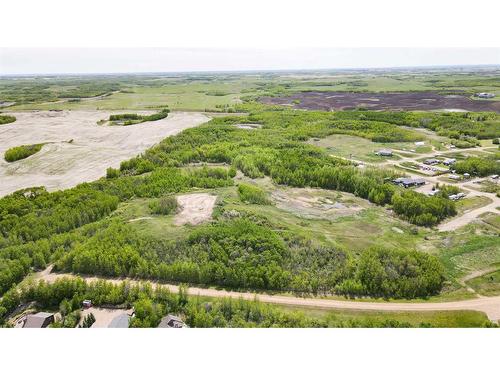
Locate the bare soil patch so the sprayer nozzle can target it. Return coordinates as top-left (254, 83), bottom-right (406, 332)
top-left (174, 193), bottom-right (217, 226)
top-left (272, 187), bottom-right (366, 220)
top-left (260, 91), bottom-right (500, 112)
top-left (0, 110), bottom-right (209, 197)
top-left (80, 307), bottom-right (133, 328)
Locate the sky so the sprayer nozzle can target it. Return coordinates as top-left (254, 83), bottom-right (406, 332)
top-left (1, 48), bottom-right (499, 75)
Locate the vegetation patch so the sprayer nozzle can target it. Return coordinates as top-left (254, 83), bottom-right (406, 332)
top-left (149, 196), bottom-right (178, 215)
top-left (109, 108), bottom-right (170, 125)
top-left (0, 114), bottom-right (16, 125)
top-left (238, 183), bottom-right (270, 205)
top-left (4, 143), bottom-right (44, 162)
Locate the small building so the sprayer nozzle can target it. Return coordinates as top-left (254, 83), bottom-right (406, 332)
top-left (108, 314), bottom-right (130, 328)
top-left (158, 314), bottom-right (187, 328)
top-left (23, 312), bottom-right (55, 328)
top-left (393, 177), bottom-right (426, 188)
top-left (448, 174), bottom-right (461, 180)
top-left (463, 173), bottom-right (471, 179)
top-left (491, 175), bottom-right (499, 180)
top-left (82, 300), bottom-right (92, 309)
top-left (375, 149), bottom-right (393, 157)
top-left (424, 158), bottom-right (440, 165)
top-left (443, 158), bottom-right (456, 166)
top-left (475, 92), bottom-right (495, 99)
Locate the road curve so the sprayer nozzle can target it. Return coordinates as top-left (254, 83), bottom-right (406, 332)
top-left (36, 271), bottom-right (500, 321)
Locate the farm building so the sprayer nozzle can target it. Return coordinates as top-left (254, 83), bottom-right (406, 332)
top-left (108, 313), bottom-right (130, 328)
top-left (424, 158), bottom-right (440, 165)
top-left (393, 177), bottom-right (426, 188)
top-left (158, 315), bottom-right (187, 328)
top-left (375, 149), bottom-right (393, 157)
top-left (22, 312), bottom-right (55, 328)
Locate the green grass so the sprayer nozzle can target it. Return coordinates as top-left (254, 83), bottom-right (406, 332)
top-left (278, 305), bottom-right (493, 327)
top-left (436, 233), bottom-right (500, 279)
top-left (5, 69), bottom-right (500, 112)
top-left (465, 270), bottom-right (500, 296)
top-left (309, 134), bottom-right (439, 164)
top-left (455, 196), bottom-right (492, 214)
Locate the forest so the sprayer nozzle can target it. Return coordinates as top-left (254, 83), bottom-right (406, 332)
top-left (2, 106), bottom-right (499, 309)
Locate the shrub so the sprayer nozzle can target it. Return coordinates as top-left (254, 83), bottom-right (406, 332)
top-left (150, 196), bottom-right (178, 215)
top-left (4, 144), bottom-right (43, 162)
top-left (0, 115), bottom-right (16, 125)
top-left (238, 183), bottom-right (270, 205)
top-left (106, 167), bottom-right (119, 179)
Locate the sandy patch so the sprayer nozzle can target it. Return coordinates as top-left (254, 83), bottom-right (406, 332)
top-left (174, 193), bottom-right (217, 226)
top-left (272, 187), bottom-right (365, 219)
top-left (0, 110), bottom-right (210, 197)
top-left (80, 307), bottom-right (133, 328)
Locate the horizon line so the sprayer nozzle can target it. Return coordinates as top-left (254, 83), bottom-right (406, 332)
top-left (1, 63), bottom-right (499, 78)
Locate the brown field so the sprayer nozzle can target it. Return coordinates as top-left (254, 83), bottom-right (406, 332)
top-left (0, 110), bottom-right (210, 197)
top-left (260, 91), bottom-right (500, 112)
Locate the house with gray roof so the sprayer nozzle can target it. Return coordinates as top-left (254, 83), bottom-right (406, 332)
top-left (23, 312), bottom-right (55, 328)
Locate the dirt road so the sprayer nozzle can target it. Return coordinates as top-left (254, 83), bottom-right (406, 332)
top-left (0, 110), bottom-right (210, 197)
top-left (36, 271), bottom-right (500, 321)
top-left (339, 144), bottom-right (499, 231)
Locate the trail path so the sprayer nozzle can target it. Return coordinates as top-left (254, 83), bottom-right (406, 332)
top-left (35, 270), bottom-right (500, 321)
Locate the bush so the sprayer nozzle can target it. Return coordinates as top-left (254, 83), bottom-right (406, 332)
top-left (238, 183), bottom-right (270, 205)
top-left (150, 196), bottom-right (178, 215)
top-left (0, 115), bottom-right (16, 125)
top-left (106, 167), bottom-right (119, 179)
top-left (4, 144), bottom-right (43, 162)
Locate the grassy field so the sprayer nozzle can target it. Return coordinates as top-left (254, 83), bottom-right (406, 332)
top-left (465, 270), bottom-right (500, 296)
top-left (3, 68), bottom-right (500, 112)
top-left (309, 134), bottom-right (438, 164)
top-left (278, 305), bottom-right (492, 327)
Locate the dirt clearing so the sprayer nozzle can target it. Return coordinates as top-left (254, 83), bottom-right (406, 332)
top-left (260, 91), bottom-right (500, 112)
top-left (174, 193), bottom-right (217, 226)
top-left (0, 110), bottom-right (209, 197)
top-left (80, 307), bottom-right (133, 328)
top-left (272, 187), bottom-right (367, 220)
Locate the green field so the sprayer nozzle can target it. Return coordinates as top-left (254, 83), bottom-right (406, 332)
top-left (3, 68), bottom-right (500, 112)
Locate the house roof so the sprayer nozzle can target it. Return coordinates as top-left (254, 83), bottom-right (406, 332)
top-left (158, 314), bottom-right (186, 328)
top-left (23, 312), bottom-right (54, 328)
top-left (108, 314), bottom-right (130, 328)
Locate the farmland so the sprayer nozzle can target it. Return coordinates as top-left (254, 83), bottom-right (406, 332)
top-left (0, 67), bottom-right (499, 328)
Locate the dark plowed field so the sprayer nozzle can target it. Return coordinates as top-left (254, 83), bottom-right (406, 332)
top-left (260, 91), bottom-right (500, 112)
